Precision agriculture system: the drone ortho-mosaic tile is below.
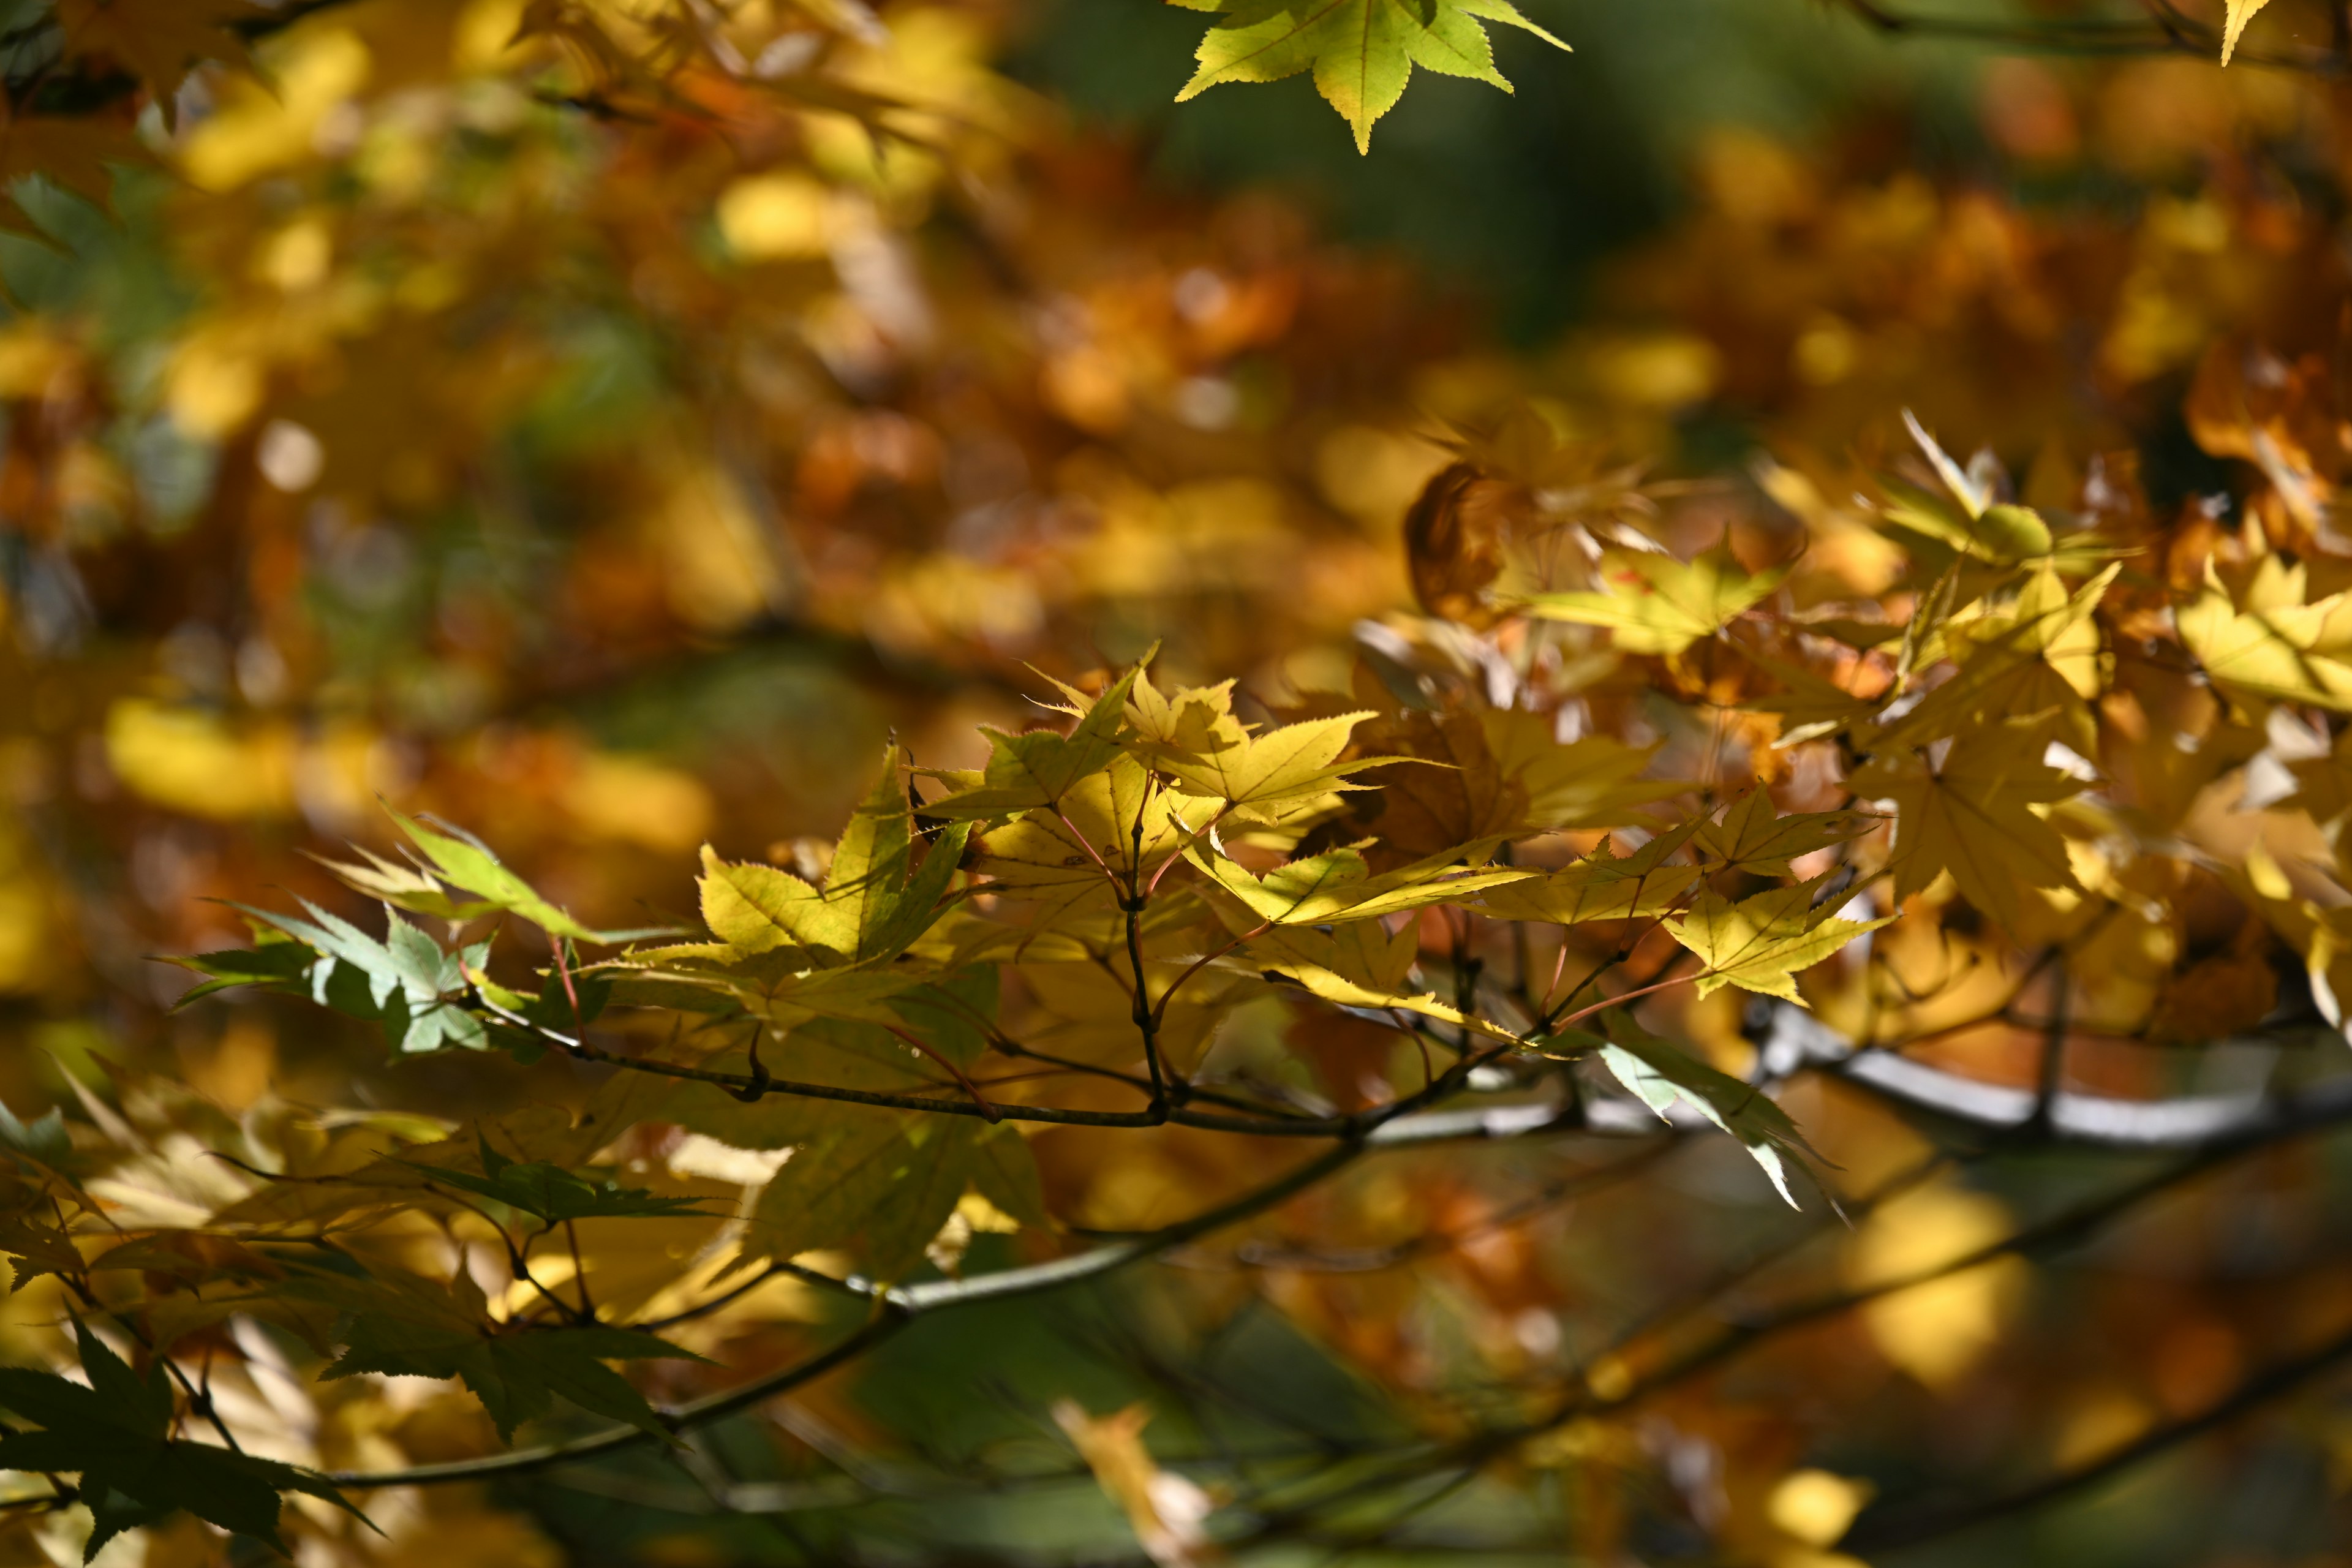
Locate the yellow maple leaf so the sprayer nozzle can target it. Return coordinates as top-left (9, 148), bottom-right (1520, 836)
top-left (2177, 558), bottom-right (2352, 712)
top-left (1525, 540), bottom-right (1789, 655)
top-left (1241, 916), bottom-right (1524, 1044)
top-left (923, 666), bottom-right (1144, 819)
top-left (1470, 821), bottom-right (1705, 926)
top-left (1665, 882), bottom-right (1890, 1004)
top-left (2222, 0), bottom-right (2270, 62)
top-left (1691, 790), bottom-right (1876, 878)
top-left (695, 746), bottom-right (967, 967)
top-left (1847, 723), bottom-right (2084, 927)
top-left (1872, 562), bottom-right (2118, 751)
top-left (969, 756), bottom-right (1205, 933)
top-left (1186, 838), bottom-right (1532, 925)
top-left (1152, 708), bottom-right (1398, 813)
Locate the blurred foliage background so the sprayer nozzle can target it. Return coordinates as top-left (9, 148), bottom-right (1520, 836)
top-left (6, 0), bottom-right (2352, 1563)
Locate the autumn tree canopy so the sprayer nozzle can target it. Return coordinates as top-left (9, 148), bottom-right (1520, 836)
top-left (2, 2), bottom-right (2351, 1565)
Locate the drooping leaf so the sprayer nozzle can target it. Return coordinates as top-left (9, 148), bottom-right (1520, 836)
top-left (1174, 0), bottom-right (1567, 153)
top-left (1241, 916), bottom-right (1524, 1042)
top-left (748, 1110), bottom-right (1033, 1283)
top-left (1589, 1011), bottom-right (1817, 1207)
top-left (0, 1318), bottom-right (363, 1560)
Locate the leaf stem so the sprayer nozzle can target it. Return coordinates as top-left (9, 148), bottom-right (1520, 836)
top-left (878, 1023), bottom-right (1001, 1123)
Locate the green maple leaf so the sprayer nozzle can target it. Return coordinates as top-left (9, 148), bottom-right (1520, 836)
top-left (1174, 0), bottom-right (1569, 153)
top-left (303, 1268), bottom-right (706, 1444)
top-left (399, 1134), bottom-right (713, 1224)
top-left (1580, 1010), bottom-right (1820, 1208)
top-left (0, 1319), bottom-right (363, 1561)
top-left (387, 810), bottom-right (671, 945)
top-left (212, 900), bottom-right (492, 1055)
top-left (749, 1111), bottom-right (987, 1284)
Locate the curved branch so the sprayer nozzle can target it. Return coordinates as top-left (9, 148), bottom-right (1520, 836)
top-left (1758, 1003), bottom-right (2352, 1149)
top-left (320, 1093), bottom-right (1580, 1491)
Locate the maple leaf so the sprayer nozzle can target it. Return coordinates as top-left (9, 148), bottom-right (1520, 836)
top-left (1738, 649), bottom-right (1882, 748)
top-left (304, 844), bottom-right (503, 923)
top-left (968, 755), bottom-right (1200, 934)
top-left (600, 947), bottom-right (941, 1032)
top-left (2222, 0), bottom-right (2269, 62)
top-left (304, 1267), bottom-right (705, 1444)
top-left (0, 1101), bottom-right (72, 1169)
top-left (1469, 821), bottom-right (1705, 925)
top-left (1877, 483), bottom-right (2054, 568)
top-left (0, 1318), bottom-right (362, 1560)
top-left (1142, 703), bottom-right (1405, 818)
top-left (1665, 881), bottom-right (1890, 1004)
top-left (387, 810), bottom-right (660, 944)
top-left (1234, 912), bottom-right (1521, 1042)
top-left (0, 1162), bottom-right (88, 1290)
top-left (209, 901), bottom-right (492, 1054)
top-left (1173, 0), bottom-right (1569, 154)
top-left (1116, 673), bottom-right (1403, 815)
top-left (1847, 723), bottom-right (2084, 927)
top-left (1690, 791), bottom-right (1876, 878)
top-left (1352, 709), bottom-right (1682, 859)
top-left (2176, 557), bottom-right (2352, 713)
top-left (1582, 1010), bottom-right (1818, 1207)
top-left (0, 114), bottom-right (143, 205)
top-left (399, 1134), bottom-right (712, 1224)
top-left (1524, 540), bottom-right (1790, 655)
top-left (922, 668), bottom-right (1144, 820)
top-left (697, 746), bottom-right (971, 967)
top-left (1880, 412), bottom-right (2055, 565)
top-left (748, 1110), bottom-right (1039, 1282)
top-left (1188, 837), bottom-right (1531, 924)
top-left (54, 0), bottom-right (265, 124)
top-left (1871, 562), bottom-right (2118, 750)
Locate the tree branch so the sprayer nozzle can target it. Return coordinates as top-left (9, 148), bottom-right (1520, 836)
top-left (319, 1091), bottom-right (1580, 1491)
top-left (1847, 1316), bottom-right (2352, 1551)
